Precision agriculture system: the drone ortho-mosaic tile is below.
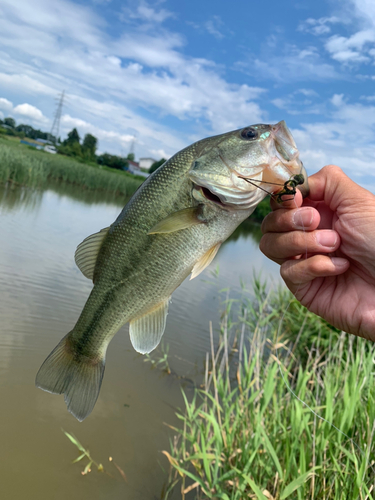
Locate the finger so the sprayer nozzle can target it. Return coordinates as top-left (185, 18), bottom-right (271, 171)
top-left (270, 187), bottom-right (303, 211)
top-left (259, 229), bottom-right (340, 263)
top-left (280, 255), bottom-right (350, 290)
top-left (261, 206), bottom-right (320, 234)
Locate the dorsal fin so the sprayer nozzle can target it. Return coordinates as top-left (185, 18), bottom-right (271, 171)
top-left (190, 243), bottom-right (221, 280)
top-left (74, 227), bottom-right (109, 281)
top-left (148, 207), bottom-right (205, 234)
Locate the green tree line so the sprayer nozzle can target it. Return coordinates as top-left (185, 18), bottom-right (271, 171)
top-left (0, 117), bottom-right (141, 172)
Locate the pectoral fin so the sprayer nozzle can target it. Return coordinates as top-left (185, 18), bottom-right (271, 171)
top-left (129, 298), bottom-right (170, 354)
top-left (190, 243), bottom-right (221, 280)
top-left (148, 207), bottom-right (205, 234)
top-left (74, 227), bottom-right (109, 281)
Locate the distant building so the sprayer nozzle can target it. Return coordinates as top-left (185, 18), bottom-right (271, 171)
top-left (127, 159), bottom-right (140, 170)
top-left (36, 138), bottom-right (53, 144)
top-left (127, 159), bottom-right (149, 178)
top-left (139, 157), bottom-right (156, 171)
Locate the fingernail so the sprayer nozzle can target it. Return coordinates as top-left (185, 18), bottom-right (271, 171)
top-left (316, 230), bottom-right (337, 248)
top-left (331, 257), bottom-right (348, 268)
top-left (293, 208), bottom-right (314, 229)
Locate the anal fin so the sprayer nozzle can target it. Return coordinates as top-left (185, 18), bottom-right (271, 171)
top-left (190, 243), bottom-right (221, 280)
top-left (129, 299), bottom-right (170, 354)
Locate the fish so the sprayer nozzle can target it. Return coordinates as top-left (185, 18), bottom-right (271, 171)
top-left (35, 120), bottom-right (308, 421)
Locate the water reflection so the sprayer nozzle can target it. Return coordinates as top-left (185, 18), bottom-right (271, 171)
top-left (0, 182), bottom-right (43, 213)
top-left (46, 179), bottom-right (129, 207)
top-left (227, 216), bottom-right (263, 243)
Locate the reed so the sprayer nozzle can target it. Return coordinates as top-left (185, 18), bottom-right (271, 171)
top-left (0, 139), bottom-right (143, 196)
top-left (163, 282), bottom-right (375, 499)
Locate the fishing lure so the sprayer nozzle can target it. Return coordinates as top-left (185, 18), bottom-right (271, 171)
top-left (275, 173), bottom-right (305, 203)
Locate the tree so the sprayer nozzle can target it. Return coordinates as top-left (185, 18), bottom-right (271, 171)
top-left (127, 153), bottom-right (135, 161)
top-left (16, 124), bottom-right (34, 136)
top-left (82, 133), bottom-right (98, 159)
top-left (97, 153), bottom-right (128, 170)
top-left (149, 158), bottom-right (166, 174)
top-left (4, 117), bottom-right (15, 128)
top-left (60, 128), bottom-right (82, 157)
top-left (65, 128), bottom-right (80, 146)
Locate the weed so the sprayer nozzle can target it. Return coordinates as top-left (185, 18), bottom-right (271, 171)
top-left (163, 283), bottom-right (375, 499)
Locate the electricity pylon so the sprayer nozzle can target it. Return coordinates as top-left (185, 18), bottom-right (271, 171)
top-left (49, 90), bottom-right (65, 144)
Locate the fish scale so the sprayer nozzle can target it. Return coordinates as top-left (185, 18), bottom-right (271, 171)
top-left (36, 121), bottom-right (308, 421)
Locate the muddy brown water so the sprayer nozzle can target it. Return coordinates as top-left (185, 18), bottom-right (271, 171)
top-left (0, 183), bottom-right (282, 499)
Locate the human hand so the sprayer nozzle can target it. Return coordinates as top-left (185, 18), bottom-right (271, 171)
top-left (259, 165), bottom-right (375, 341)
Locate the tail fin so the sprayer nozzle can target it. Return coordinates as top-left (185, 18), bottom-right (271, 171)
top-left (35, 334), bottom-right (105, 421)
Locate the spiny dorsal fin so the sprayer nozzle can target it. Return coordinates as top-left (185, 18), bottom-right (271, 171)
top-left (74, 227), bottom-right (109, 281)
top-left (129, 298), bottom-right (170, 354)
top-left (148, 207), bottom-right (205, 234)
top-left (190, 243), bottom-right (221, 280)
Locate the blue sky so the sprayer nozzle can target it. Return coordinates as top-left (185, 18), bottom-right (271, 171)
top-left (0, 0), bottom-right (375, 190)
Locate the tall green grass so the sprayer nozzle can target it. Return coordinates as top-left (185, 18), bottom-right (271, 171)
top-left (164, 282), bottom-right (375, 499)
top-left (0, 138), bottom-right (143, 196)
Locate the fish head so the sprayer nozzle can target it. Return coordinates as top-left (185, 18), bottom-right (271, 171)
top-left (189, 120), bottom-right (309, 210)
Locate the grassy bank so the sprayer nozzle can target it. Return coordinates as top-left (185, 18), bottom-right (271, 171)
top-left (163, 281), bottom-right (375, 499)
top-left (0, 137), bottom-right (143, 196)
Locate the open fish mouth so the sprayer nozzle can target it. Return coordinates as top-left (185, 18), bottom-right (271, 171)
top-left (190, 120), bottom-right (307, 209)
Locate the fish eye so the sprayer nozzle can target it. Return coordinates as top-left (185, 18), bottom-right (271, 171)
top-left (240, 127), bottom-right (258, 140)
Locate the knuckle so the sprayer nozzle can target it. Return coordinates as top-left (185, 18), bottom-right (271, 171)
top-left (258, 235), bottom-right (269, 255)
top-left (322, 164), bottom-right (342, 176)
top-left (260, 214), bottom-right (271, 234)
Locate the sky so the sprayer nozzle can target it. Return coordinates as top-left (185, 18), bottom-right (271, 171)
top-left (0, 0), bottom-right (375, 190)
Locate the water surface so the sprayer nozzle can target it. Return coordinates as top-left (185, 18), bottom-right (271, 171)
top-left (0, 183), bottom-right (282, 499)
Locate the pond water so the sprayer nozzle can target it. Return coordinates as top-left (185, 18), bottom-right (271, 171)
top-left (0, 182), bottom-right (282, 499)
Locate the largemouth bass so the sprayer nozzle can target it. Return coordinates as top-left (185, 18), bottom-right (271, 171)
top-left (36, 121), bottom-right (308, 421)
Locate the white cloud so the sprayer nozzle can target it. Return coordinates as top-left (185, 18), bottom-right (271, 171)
top-left (150, 148), bottom-right (169, 160)
top-left (361, 95), bottom-right (375, 101)
top-left (61, 114), bottom-right (90, 130)
top-left (0, 97), bottom-right (13, 112)
top-left (325, 30), bottom-right (375, 63)
top-left (237, 44), bottom-right (339, 82)
top-left (205, 16), bottom-right (225, 40)
top-left (291, 97), bottom-right (375, 192)
top-left (272, 98), bottom-right (287, 110)
top-left (13, 103), bottom-right (47, 122)
top-left (331, 94), bottom-right (345, 107)
top-left (270, 89), bottom-right (322, 116)
top-left (296, 89), bottom-right (319, 97)
top-left (0, 69), bottom-right (57, 97)
top-left (348, 0), bottom-right (375, 27)
top-left (121, 0), bottom-right (173, 24)
top-left (298, 16), bottom-right (342, 36)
